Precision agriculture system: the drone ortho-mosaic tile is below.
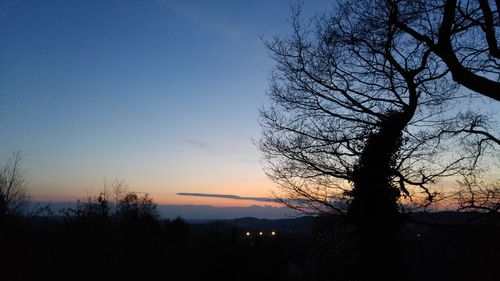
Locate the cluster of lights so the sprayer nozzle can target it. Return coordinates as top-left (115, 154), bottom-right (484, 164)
top-left (245, 231), bottom-right (276, 236)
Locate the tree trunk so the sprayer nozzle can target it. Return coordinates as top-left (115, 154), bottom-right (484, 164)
top-left (348, 113), bottom-right (407, 281)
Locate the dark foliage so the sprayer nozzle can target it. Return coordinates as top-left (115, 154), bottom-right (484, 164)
top-left (1, 212), bottom-right (498, 281)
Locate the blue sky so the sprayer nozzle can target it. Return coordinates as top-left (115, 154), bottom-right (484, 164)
top-left (0, 0), bottom-right (332, 205)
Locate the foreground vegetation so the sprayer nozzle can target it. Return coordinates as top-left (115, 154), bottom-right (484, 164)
top-left (0, 155), bottom-right (499, 281)
top-left (1, 202), bottom-right (498, 281)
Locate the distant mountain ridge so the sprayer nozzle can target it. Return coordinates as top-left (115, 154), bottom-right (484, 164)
top-left (29, 201), bottom-right (499, 228)
top-left (186, 212), bottom-right (499, 234)
top-left (29, 201), bottom-right (299, 219)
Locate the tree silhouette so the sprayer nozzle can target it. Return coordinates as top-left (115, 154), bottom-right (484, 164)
top-left (260, 1), bottom-right (496, 219)
top-left (388, 0), bottom-right (500, 101)
top-left (114, 192), bottom-right (159, 224)
top-left (61, 191), bottom-right (110, 224)
top-left (165, 216), bottom-right (191, 242)
top-left (0, 151), bottom-right (30, 218)
top-left (456, 170), bottom-right (499, 213)
top-left (259, 2), bottom-right (498, 279)
top-left (62, 179), bottom-right (159, 227)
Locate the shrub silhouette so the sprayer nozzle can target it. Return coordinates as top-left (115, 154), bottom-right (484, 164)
top-left (62, 192), bottom-right (110, 224)
top-left (114, 192), bottom-right (158, 222)
top-left (165, 216), bottom-right (191, 241)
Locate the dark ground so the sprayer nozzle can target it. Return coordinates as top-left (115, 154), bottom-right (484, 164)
top-left (0, 213), bottom-right (498, 281)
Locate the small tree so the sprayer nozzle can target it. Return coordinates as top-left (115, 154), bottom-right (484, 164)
top-left (0, 151), bottom-right (30, 217)
top-left (165, 216), bottom-right (191, 242)
top-left (62, 192), bottom-right (110, 223)
top-left (114, 192), bottom-right (159, 223)
top-left (62, 179), bottom-right (159, 226)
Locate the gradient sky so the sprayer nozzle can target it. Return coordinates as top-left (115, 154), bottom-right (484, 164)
top-left (0, 0), bottom-right (333, 206)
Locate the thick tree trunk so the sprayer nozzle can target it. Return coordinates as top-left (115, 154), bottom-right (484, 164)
top-left (436, 0), bottom-right (500, 101)
top-left (348, 113), bottom-right (407, 281)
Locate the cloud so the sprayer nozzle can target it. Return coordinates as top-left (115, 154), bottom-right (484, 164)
top-left (177, 192), bottom-right (276, 203)
top-left (182, 139), bottom-right (211, 149)
top-left (159, 0), bottom-right (241, 39)
top-left (178, 192), bottom-right (345, 205)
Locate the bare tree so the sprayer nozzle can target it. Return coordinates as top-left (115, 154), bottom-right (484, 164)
top-left (62, 179), bottom-right (158, 223)
top-left (115, 192), bottom-right (158, 222)
top-left (456, 172), bottom-right (499, 213)
top-left (261, 1), bottom-right (494, 219)
top-left (259, 2), bottom-right (498, 279)
top-left (388, 0), bottom-right (500, 101)
top-left (0, 151), bottom-right (30, 217)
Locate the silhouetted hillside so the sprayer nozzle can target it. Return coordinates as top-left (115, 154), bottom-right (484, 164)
top-left (1, 211), bottom-right (498, 281)
top-left (409, 211), bottom-right (500, 226)
top-left (187, 216), bottom-right (315, 234)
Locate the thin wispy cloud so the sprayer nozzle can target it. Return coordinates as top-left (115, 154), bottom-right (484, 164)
top-left (182, 139), bottom-right (211, 149)
top-left (160, 0), bottom-right (242, 39)
top-left (178, 192), bottom-right (344, 205)
top-left (177, 192), bottom-right (276, 203)
top-left (224, 157), bottom-right (259, 164)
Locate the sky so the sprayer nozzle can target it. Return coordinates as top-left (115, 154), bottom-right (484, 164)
top-left (0, 0), bottom-right (333, 208)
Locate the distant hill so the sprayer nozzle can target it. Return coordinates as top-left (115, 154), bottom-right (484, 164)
top-left (408, 211), bottom-right (500, 227)
top-left (231, 216), bottom-right (316, 233)
top-left (183, 216), bottom-right (316, 234)
top-left (30, 201), bottom-right (500, 229)
top-left (185, 212), bottom-right (500, 236)
top-left (31, 201), bottom-right (299, 219)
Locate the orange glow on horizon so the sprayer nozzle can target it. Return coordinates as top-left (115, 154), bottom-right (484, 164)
top-left (31, 191), bottom-right (284, 208)
top-left (30, 178), bottom-right (478, 210)
top-left (33, 190), bottom-right (466, 210)
top-left (156, 193), bottom-right (283, 208)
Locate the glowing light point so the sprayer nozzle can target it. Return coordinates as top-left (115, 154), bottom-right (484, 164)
top-left (259, 232), bottom-right (263, 236)
top-left (246, 232), bottom-right (250, 236)
top-left (271, 231), bottom-right (276, 236)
